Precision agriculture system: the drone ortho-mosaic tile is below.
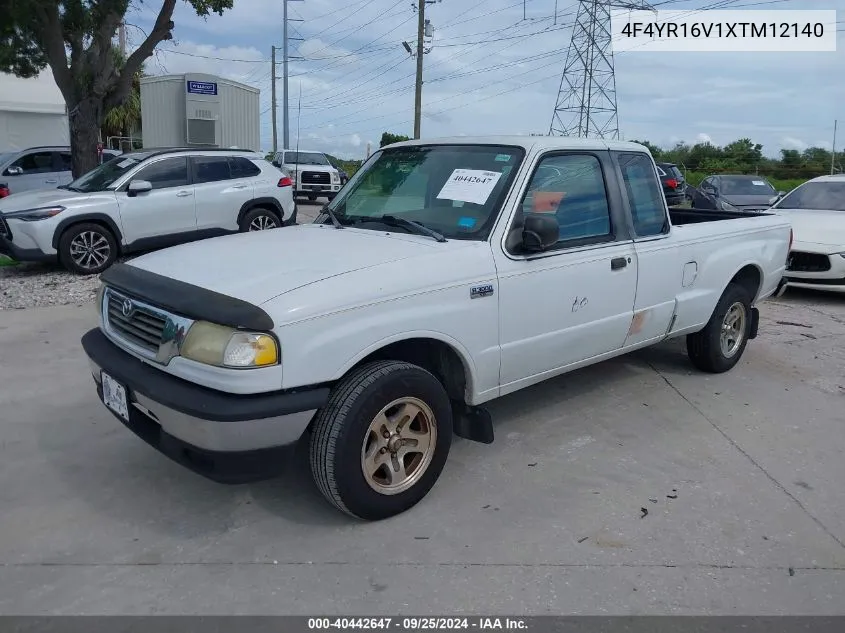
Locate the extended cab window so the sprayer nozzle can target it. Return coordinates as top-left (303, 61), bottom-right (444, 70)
top-left (618, 153), bottom-right (668, 237)
top-left (328, 145), bottom-right (523, 240)
top-left (518, 153), bottom-right (612, 246)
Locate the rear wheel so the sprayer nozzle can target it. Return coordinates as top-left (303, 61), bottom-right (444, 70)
top-left (58, 222), bottom-right (118, 275)
top-left (239, 207), bottom-right (280, 232)
top-left (309, 360), bottom-right (453, 520)
top-left (687, 282), bottom-right (753, 373)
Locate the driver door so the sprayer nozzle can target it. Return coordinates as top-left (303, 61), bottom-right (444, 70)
top-left (115, 156), bottom-right (197, 248)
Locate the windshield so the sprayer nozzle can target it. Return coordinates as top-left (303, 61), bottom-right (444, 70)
top-left (285, 152), bottom-right (329, 165)
top-left (720, 177), bottom-right (775, 195)
top-left (65, 152), bottom-right (152, 192)
top-left (776, 181), bottom-right (845, 211)
top-left (327, 144), bottom-right (524, 240)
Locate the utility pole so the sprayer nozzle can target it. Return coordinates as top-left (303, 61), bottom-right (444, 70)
top-left (282, 0), bottom-right (304, 150)
top-left (831, 120), bottom-right (838, 175)
top-left (271, 46), bottom-right (278, 153)
top-left (413, 1), bottom-right (425, 139)
top-left (118, 23), bottom-right (126, 55)
top-left (407, 0), bottom-right (438, 139)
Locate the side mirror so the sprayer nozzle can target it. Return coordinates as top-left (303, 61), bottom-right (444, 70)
top-left (521, 214), bottom-right (559, 252)
top-left (127, 180), bottom-right (153, 197)
top-left (4, 166), bottom-right (23, 176)
top-left (777, 190), bottom-right (786, 197)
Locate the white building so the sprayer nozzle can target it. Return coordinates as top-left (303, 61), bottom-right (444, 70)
top-left (0, 71), bottom-right (69, 150)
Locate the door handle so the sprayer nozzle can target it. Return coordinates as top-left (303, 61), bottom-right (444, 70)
top-left (45, 179), bottom-right (58, 184)
top-left (232, 184), bottom-right (248, 190)
top-left (176, 190), bottom-right (192, 197)
top-left (610, 257), bottom-right (628, 270)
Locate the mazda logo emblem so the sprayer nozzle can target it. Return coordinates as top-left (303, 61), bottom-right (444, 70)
top-left (121, 298), bottom-right (133, 317)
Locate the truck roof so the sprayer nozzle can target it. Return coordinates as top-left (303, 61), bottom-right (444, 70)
top-left (383, 135), bottom-right (651, 154)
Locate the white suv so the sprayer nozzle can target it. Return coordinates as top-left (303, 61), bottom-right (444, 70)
top-left (271, 149), bottom-right (342, 201)
top-left (0, 148), bottom-right (296, 274)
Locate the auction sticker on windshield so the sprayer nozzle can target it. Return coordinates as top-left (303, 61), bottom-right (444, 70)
top-left (437, 169), bottom-right (502, 205)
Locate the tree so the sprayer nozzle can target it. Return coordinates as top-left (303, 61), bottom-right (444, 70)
top-left (101, 50), bottom-right (144, 149)
top-left (629, 139), bottom-right (662, 159)
top-left (1, 0), bottom-right (233, 177)
top-left (380, 131), bottom-right (410, 148)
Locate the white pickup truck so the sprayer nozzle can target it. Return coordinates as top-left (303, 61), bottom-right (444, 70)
top-left (81, 136), bottom-right (792, 521)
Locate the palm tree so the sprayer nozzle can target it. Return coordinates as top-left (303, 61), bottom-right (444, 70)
top-left (101, 50), bottom-right (144, 151)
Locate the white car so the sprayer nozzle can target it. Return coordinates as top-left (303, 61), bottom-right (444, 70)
top-left (0, 148), bottom-right (296, 274)
top-left (80, 136), bottom-right (791, 520)
top-left (271, 149), bottom-right (342, 201)
top-left (772, 174), bottom-right (845, 293)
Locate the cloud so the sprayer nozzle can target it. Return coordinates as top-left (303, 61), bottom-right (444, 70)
top-left (696, 133), bottom-right (712, 144)
top-left (781, 137), bottom-right (808, 151)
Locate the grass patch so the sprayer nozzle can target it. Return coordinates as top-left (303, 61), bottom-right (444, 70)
top-left (0, 255), bottom-right (19, 267)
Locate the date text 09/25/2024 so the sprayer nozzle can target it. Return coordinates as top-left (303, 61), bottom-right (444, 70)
top-left (308, 618), bottom-right (528, 630)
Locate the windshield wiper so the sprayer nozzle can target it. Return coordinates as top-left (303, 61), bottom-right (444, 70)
top-left (356, 215), bottom-right (447, 243)
top-left (321, 203), bottom-right (345, 229)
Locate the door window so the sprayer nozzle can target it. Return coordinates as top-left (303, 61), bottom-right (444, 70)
top-left (8, 151), bottom-right (55, 174)
top-left (132, 157), bottom-right (190, 190)
top-left (58, 152), bottom-right (73, 171)
top-left (192, 156), bottom-right (232, 184)
top-left (228, 156), bottom-right (261, 178)
top-left (517, 153), bottom-right (613, 248)
top-left (618, 153), bottom-right (668, 237)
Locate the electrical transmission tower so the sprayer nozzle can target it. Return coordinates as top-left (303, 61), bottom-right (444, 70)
top-left (549, 0), bottom-right (652, 139)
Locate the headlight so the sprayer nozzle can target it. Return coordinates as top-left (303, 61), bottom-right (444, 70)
top-left (331, 172), bottom-right (340, 184)
top-left (718, 199), bottom-right (738, 212)
top-left (4, 206), bottom-right (65, 221)
top-left (181, 321), bottom-right (279, 368)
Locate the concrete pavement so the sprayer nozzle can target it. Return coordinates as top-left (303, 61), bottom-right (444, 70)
top-left (0, 253), bottom-right (844, 614)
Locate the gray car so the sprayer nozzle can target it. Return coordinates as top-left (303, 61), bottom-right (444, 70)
top-left (0, 146), bottom-right (121, 196)
top-left (692, 174), bottom-right (785, 212)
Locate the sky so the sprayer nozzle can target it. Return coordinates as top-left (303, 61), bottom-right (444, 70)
top-left (124, 0), bottom-right (844, 160)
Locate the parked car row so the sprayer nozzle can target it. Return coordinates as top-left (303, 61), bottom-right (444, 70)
top-left (0, 148), bottom-right (295, 274)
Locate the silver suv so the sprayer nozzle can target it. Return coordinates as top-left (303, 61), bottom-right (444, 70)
top-left (0, 148), bottom-right (296, 274)
top-left (0, 146), bottom-right (121, 195)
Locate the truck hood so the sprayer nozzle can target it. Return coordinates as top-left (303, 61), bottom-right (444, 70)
top-left (773, 208), bottom-right (845, 249)
top-left (0, 188), bottom-right (92, 213)
top-left (125, 224), bottom-right (464, 306)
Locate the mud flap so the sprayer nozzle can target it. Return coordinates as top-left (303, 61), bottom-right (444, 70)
top-left (749, 307), bottom-right (760, 339)
top-left (452, 403), bottom-right (494, 444)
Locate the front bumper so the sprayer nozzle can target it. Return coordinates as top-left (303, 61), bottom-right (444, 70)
top-left (81, 327), bottom-right (330, 483)
top-left (784, 250), bottom-right (845, 292)
top-left (0, 234), bottom-right (55, 263)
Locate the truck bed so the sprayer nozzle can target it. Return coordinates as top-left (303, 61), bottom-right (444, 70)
top-left (668, 207), bottom-right (771, 225)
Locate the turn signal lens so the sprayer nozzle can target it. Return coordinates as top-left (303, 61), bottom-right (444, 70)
top-left (223, 332), bottom-right (278, 367)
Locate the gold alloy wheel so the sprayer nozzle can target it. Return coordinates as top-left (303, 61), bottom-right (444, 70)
top-left (360, 396), bottom-right (437, 495)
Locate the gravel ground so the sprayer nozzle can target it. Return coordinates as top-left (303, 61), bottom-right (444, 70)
top-left (0, 258), bottom-right (105, 311)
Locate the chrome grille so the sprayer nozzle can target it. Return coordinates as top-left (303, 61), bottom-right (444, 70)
top-left (302, 171), bottom-right (330, 184)
top-left (105, 290), bottom-right (167, 354)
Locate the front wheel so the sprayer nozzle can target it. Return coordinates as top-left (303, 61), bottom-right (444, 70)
top-left (58, 222), bottom-right (118, 275)
top-left (309, 361), bottom-right (453, 520)
top-left (686, 282), bottom-right (753, 373)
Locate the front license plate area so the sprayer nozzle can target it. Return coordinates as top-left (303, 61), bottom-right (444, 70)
top-left (101, 371), bottom-right (129, 421)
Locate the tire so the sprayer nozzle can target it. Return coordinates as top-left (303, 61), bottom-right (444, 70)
top-left (58, 222), bottom-right (118, 275)
top-left (309, 360), bottom-right (453, 521)
top-left (239, 207), bottom-right (281, 232)
top-left (686, 282), bottom-right (753, 373)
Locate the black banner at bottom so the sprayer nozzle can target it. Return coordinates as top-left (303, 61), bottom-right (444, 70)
top-left (0, 617), bottom-right (844, 633)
